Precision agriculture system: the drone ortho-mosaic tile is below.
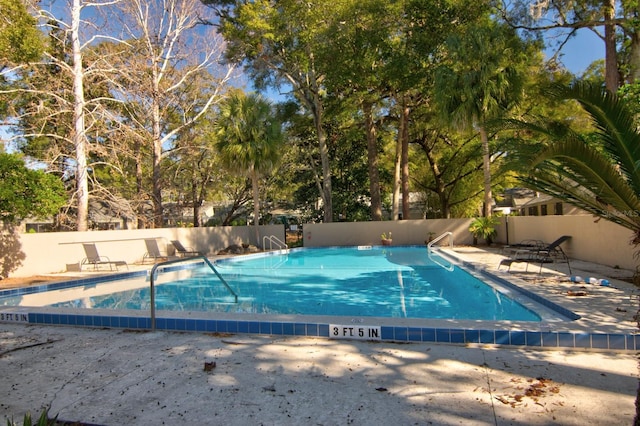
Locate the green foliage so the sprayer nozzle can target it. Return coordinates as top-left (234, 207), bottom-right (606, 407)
top-left (0, 0), bottom-right (43, 66)
top-left (434, 19), bottom-right (530, 128)
top-left (215, 90), bottom-right (284, 176)
top-left (618, 82), bottom-right (640, 117)
top-left (411, 116), bottom-right (487, 218)
top-left (468, 216), bottom-right (499, 244)
top-left (505, 81), bottom-right (640, 243)
top-left (0, 153), bottom-right (66, 224)
top-left (434, 18), bottom-right (535, 217)
top-left (215, 90), bottom-right (284, 232)
top-left (0, 0), bottom-right (44, 118)
top-left (6, 407), bottom-right (56, 426)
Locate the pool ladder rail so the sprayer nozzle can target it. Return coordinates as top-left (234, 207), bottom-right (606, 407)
top-left (427, 231), bottom-right (453, 250)
top-left (263, 234), bottom-right (288, 252)
top-left (427, 231), bottom-right (454, 272)
top-left (148, 255), bottom-right (238, 331)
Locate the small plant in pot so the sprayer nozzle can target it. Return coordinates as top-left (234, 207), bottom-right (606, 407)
top-left (468, 216), bottom-right (498, 245)
top-left (381, 232), bottom-right (392, 246)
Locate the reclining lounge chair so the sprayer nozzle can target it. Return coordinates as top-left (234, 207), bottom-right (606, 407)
top-left (498, 235), bottom-right (572, 275)
top-left (501, 239), bottom-right (545, 256)
top-left (81, 243), bottom-right (128, 271)
top-left (142, 238), bottom-right (170, 263)
top-left (171, 240), bottom-right (203, 257)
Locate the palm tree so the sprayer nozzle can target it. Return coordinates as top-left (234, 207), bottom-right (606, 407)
top-left (504, 81), bottom-right (640, 424)
top-left (434, 20), bottom-right (527, 217)
top-left (505, 82), bottom-right (640, 251)
top-left (214, 91), bottom-right (284, 246)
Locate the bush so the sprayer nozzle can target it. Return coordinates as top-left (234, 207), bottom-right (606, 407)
top-left (468, 216), bottom-right (498, 245)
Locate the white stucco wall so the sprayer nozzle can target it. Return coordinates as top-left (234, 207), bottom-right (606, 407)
top-left (3, 215), bottom-right (637, 277)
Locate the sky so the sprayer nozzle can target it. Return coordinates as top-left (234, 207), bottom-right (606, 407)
top-left (546, 28), bottom-right (605, 75)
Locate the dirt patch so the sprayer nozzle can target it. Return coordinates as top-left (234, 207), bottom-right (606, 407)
top-left (0, 275), bottom-right (73, 290)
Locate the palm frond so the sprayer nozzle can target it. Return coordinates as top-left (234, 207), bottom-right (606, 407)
top-left (521, 138), bottom-right (640, 231)
top-left (521, 173), bottom-right (639, 231)
top-left (545, 82), bottom-right (640, 193)
top-left (501, 82), bottom-right (640, 238)
top-left (532, 139), bottom-right (640, 212)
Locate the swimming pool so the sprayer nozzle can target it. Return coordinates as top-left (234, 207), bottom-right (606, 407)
top-left (47, 246), bottom-right (540, 321)
top-left (6, 245), bottom-right (627, 350)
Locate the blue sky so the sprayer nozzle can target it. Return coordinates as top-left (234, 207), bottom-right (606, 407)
top-left (550, 28), bottom-right (604, 75)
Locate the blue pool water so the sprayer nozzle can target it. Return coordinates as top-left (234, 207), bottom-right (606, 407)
top-left (49, 247), bottom-right (541, 321)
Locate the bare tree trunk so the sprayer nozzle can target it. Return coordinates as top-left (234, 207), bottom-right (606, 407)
top-left (363, 102), bottom-right (382, 221)
top-left (192, 179), bottom-right (201, 228)
top-left (625, 1), bottom-right (640, 84)
top-left (392, 116), bottom-right (402, 221)
top-left (316, 117), bottom-right (333, 223)
top-left (193, 206), bottom-right (202, 227)
top-left (71, 0), bottom-right (88, 231)
top-left (307, 66), bottom-right (333, 223)
top-left (480, 126), bottom-right (492, 218)
top-left (134, 140), bottom-right (144, 229)
top-left (251, 167), bottom-right (260, 246)
top-left (401, 102), bottom-right (410, 221)
top-left (392, 94), bottom-right (408, 221)
top-left (629, 31), bottom-right (640, 83)
top-left (152, 65), bottom-right (163, 228)
top-left (604, 0), bottom-right (619, 92)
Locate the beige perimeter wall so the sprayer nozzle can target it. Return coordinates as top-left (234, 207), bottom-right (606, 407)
top-left (5, 225), bottom-right (284, 278)
top-left (300, 215), bottom-right (636, 271)
top-left (496, 215), bottom-right (636, 271)
top-left (4, 215), bottom-right (637, 277)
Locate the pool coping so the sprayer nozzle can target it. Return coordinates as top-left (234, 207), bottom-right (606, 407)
top-left (1, 247), bottom-right (637, 351)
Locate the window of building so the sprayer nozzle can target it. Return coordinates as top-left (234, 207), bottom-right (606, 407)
top-left (554, 202), bottom-right (563, 215)
top-left (528, 206), bottom-right (539, 216)
top-left (25, 223), bottom-right (55, 233)
top-left (541, 204), bottom-right (548, 216)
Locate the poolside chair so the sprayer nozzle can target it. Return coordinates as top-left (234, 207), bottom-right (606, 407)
top-left (501, 239), bottom-right (545, 255)
top-left (142, 238), bottom-right (170, 263)
top-left (498, 235), bottom-right (572, 275)
top-left (81, 243), bottom-right (128, 271)
top-left (171, 240), bottom-right (203, 257)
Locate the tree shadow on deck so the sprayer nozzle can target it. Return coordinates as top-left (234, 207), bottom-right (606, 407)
top-left (0, 225), bottom-right (25, 279)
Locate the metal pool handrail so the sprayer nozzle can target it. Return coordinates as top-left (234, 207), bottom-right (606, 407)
top-left (427, 232), bottom-right (455, 272)
top-left (262, 234), bottom-right (288, 251)
top-left (427, 231), bottom-right (453, 250)
top-left (149, 256), bottom-right (238, 331)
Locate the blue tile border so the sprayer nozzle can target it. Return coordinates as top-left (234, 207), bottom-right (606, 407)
top-left (476, 267), bottom-right (581, 321)
top-left (0, 263), bottom-right (206, 301)
top-left (6, 311), bottom-right (634, 351)
top-left (0, 270), bottom-right (149, 299)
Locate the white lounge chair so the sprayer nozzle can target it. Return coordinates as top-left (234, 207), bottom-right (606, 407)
top-left (142, 239), bottom-right (170, 263)
top-left (170, 240), bottom-right (203, 257)
top-left (81, 243), bottom-right (128, 271)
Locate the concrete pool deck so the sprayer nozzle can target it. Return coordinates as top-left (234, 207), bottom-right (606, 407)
top-left (1, 246), bottom-right (639, 425)
top-left (450, 246), bottom-right (639, 339)
top-left (1, 323), bottom-right (637, 425)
